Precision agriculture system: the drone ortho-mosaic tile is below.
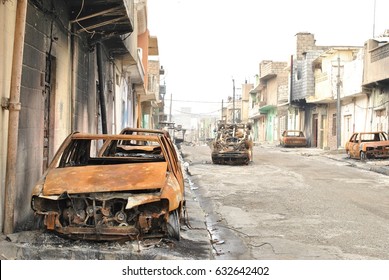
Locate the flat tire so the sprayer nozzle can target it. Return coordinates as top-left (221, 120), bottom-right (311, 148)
top-left (167, 209), bottom-right (180, 240)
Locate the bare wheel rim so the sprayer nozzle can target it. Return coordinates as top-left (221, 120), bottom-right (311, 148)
top-left (167, 209), bottom-right (180, 240)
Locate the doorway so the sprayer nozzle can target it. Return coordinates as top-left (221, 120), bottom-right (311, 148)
top-left (312, 114), bottom-right (318, 147)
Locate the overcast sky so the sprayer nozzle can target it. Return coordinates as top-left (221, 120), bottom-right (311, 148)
top-left (147, 0), bottom-right (389, 116)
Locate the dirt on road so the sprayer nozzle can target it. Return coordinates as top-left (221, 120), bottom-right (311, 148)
top-left (182, 144), bottom-right (389, 260)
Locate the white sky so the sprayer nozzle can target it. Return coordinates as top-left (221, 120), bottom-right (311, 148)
top-left (147, 0), bottom-right (389, 116)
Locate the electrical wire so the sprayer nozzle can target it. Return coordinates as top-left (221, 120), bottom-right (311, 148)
top-left (75, 0), bottom-right (96, 38)
top-left (164, 99), bottom-right (224, 104)
top-left (30, 0), bottom-right (90, 49)
top-left (354, 100), bottom-right (389, 110)
top-left (173, 108), bottom-right (221, 116)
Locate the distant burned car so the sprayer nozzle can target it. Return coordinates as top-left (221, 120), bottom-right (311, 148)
top-left (211, 122), bottom-right (253, 165)
top-left (345, 131), bottom-right (389, 161)
top-left (31, 131), bottom-right (184, 241)
top-left (280, 130), bottom-right (307, 147)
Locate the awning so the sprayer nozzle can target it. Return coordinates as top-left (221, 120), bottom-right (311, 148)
top-left (65, 0), bottom-right (134, 55)
top-left (149, 36), bottom-right (159, 56)
top-left (260, 73), bottom-right (276, 82)
top-left (249, 112), bottom-right (266, 120)
top-left (259, 104), bottom-right (276, 113)
top-left (66, 0), bottom-right (134, 37)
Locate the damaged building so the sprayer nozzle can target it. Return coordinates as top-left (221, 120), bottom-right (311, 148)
top-left (0, 0), bottom-right (163, 234)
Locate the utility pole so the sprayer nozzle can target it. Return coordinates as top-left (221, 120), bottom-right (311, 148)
top-left (221, 99), bottom-right (224, 120)
top-left (232, 79), bottom-right (235, 124)
top-left (169, 93), bottom-right (172, 122)
top-left (4, 0), bottom-right (28, 235)
top-left (373, 0), bottom-right (376, 37)
top-left (336, 56), bottom-right (341, 149)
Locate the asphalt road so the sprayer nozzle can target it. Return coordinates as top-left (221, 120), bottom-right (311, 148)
top-left (182, 144), bottom-right (389, 260)
top-left (2, 144), bottom-right (389, 260)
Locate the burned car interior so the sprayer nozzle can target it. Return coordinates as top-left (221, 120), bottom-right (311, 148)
top-left (31, 132), bottom-right (184, 241)
top-left (102, 140), bottom-right (164, 161)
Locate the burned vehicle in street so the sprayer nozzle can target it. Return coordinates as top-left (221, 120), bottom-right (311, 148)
top-left (345, 131), bottom-right (389, 161)
top-left (280, 130), bottom-right (307, 147)
top-left (31, 131), bottom-right (184, 241)
top-left (211, 122), bottom-right (253, 165)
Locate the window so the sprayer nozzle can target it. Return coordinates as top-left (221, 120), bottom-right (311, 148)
top-left (332, 114), bottom-right (337, 136)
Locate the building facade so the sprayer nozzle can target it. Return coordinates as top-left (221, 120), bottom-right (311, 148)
top-left (247, 32), bottom-right (389, 149)
top-left (362, 37), bottom-right (389, 135)
top-left (249, 61), bottom-right (288, 143)
top-left (0, 0), bottom-right (159, 233)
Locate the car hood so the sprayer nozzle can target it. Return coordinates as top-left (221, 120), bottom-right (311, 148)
top-left (41, 162), bottom-right (168, 196)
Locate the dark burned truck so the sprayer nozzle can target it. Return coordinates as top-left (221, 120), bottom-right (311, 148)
top-left (211, 121), bottom-right (253, 165)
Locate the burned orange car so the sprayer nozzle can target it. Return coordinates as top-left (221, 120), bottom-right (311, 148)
top-left (345, 131), bottom-right (389, 161)
top-left (280, 130), bottom-right (307, 147)
top-left (31, 131), bottom-right (184, 241)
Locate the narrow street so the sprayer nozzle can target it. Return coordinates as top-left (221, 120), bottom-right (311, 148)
top-left (2, 144), bottom-right (389, 260)
top-left (182, 144), bottom-right (389, 260)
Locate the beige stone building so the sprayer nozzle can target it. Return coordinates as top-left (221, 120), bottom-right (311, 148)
top-left (310, 47), bottom-right (364, 149)
top-left (224, 80), bottom-right (253, 124)
top-left (249, 61), bottom-right (289, 143)
top-left (362, 37), bottom-right (389, 133)
top-left (247, 32), bottom-right (389, 149)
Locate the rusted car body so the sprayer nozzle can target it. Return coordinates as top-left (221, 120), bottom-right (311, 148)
top-left (31, 131), bottom-right (184, 241)
top-left (120, 127), bottom-right (171, 138)
top-left (345, 131), bottom-right (389, 161)
top-left (280, 130), bottom-right (307, 147)
top-left (211, 122), bottom-right (253, 165)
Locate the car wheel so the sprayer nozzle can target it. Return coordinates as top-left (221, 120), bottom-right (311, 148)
top-left (167, 209), bottom-right (181, 240)
top-left (360, 151), bottom-right (367, 161)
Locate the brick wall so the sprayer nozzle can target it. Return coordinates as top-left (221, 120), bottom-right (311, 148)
top-left (15, 2), bottom-right (51, 229)
top-left (293, 50), bottom-right (324, 101)
top-left (295, 32), bottom-right (316, 60)
top-left (14, 1), bottom-right (95, 229)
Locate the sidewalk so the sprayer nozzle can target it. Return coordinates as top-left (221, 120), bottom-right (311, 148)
top-left (260, 142), bottom-right (389, 176)
top-left (323, 149), bottom-right (389, 176)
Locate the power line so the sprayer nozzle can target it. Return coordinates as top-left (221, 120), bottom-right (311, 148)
top-left (173, 108), bottom-right (221, 116)
top-left (354, 100), bottom-right (389, 110)
top-left (164, 98), bottom-right (223, 104)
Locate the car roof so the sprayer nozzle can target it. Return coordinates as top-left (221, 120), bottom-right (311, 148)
top-left (71, 132), bottom-right (160, 142)
top-left (354, 131), bottom-right (386, 134)
top-left (119, 127), bottom-right (171, 137)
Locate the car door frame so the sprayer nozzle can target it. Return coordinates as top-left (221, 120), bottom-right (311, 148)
top-left (348, 133), bottom-right (360, 158)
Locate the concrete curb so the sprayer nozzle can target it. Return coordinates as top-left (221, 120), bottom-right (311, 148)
top-left (323, 152), bottom-right (389, 176)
